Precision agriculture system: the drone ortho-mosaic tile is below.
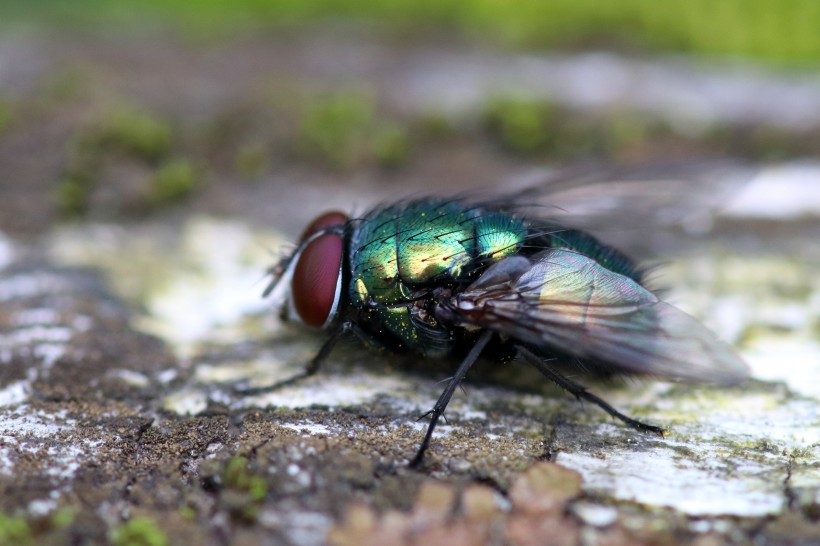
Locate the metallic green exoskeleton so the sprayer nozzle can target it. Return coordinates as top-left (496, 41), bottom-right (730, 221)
top-left (265, 191), bottom-right (749, 467)
top-left (349, 200), bottom-right (528, 356)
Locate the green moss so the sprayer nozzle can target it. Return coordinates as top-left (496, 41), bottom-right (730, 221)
top-left (788, 447), bottom-right (815, 461)
top-left (483, 96), bottom-right (554, 154)
top-left (150, 159), bottom-right (197, 205)
top-left (57, 106), bottom-right (182, 217)
top-left (0, 513), bottom-right (33, 546)
top-left (480, 95), bottom-right (807, 160)
top-left (298, 91), bottom-right (375, 169)
top-left (50, 508), bottom-right (75, 528)
top-left (55, 176), bottom-right (93, 218)
top-left (373, 124), bottom-right (410, 168)
top-left (0, 508), bottom-right (75, 544)
top-left (62, 107), bottom-right (172, 174)
top-left (417, 110), bottom-right (455, 139)
top-left (224, 456), bottom-right (268, 501)
top-left (102, 110), bottom-right (173, 162)
top-left (178, 506), bottom-right (196, 521)
top-left (297, 90), bottom-right (413, 170)
top-left (216, 456), bottom-right (269, 522)
top-left (111, 517), bottom-right (168, 546)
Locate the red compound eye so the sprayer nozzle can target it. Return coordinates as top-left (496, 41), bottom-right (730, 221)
top-left (291, 211), bottom-right (347, 327)
top-left (299, 211), bottom-right (348, 242)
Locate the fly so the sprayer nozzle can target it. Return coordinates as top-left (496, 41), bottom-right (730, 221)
top-left (260, 175), bottom-right (749, 467)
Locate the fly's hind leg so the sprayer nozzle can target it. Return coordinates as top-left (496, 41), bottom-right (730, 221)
top-left (516, 346), bottom-right (665, 436)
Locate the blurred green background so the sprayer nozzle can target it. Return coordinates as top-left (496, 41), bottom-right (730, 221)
top-left (3, 0), bottom-right (819, 63)
top-left (1, 0), bottom-right (818, 233)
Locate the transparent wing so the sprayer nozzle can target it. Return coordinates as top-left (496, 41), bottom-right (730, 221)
top-left (506, 161), bottom-right (752, 228)
top-left (493, 162), bottom-right (753, 257)
top-left (446, 249), bottom-right (749, 385)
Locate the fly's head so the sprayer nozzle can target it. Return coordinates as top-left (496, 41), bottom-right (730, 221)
top-left (264, 211), bottom-right (348, 329)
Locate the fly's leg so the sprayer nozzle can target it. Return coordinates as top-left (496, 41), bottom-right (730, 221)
top-left (517, 346), bottom-right (665, 436)
top-left (237, 321), bottom-right (355, 395)
top-left (410, 330), bottom-right (494, 468)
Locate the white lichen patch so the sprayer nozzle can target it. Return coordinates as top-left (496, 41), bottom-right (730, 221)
top-left (557, 445), bottom-right (784, 517)
top-left (278, 420), bottom-right (334, 436)
top-left (190, 343), bottom-right (320, 386)
top-left (165, 362), bottom-right (446, 417)
top-left (107, 369), bottom-right (151, 388)
top-left (688, 397), bottom-right (820, 449)
top-left (156, 368), bottom-right (179, 384)
top-left (0, 271), bottom-right (74, 302)
top-left (0, 274), bottom-right (100, 407)
top-left (402, 420), bottom-right (456, 439)
top-left (47, 216), bottom-right (284, 357)
top-left (28, 498), bottom-right (58, 516)
top-left (0, 442), bottom-right (15, 476)
top-left (1, 405), bottom-right (112, 517)
top-left (0, 230), bottom-right (14, 270)
top-left (721, 161), bottom-right (820, 220)
top-left (662, 243), bottom-right (820, 402)
top-left (45, 443), bottom-right (86, 480)
top-left (258, 508), bottom-right (333, 546)
top-left (162, 387), bottom-right (209, 415)
top-left (0, 406), bottom-right (75, 437)
top-left (741, 338), bottom-right (820, 399)
top-left (0, 380), bottom-right (29, 406)
top-left (0, 406), bottom-right (77, 475)
top-left (238, 373), bottom-right (421, 410)
top-left (570, 502), bottom-right (619, 527)
top-left (0, 275), bottom-right (81, 378)
top-left (553, 381), bottom-right (820, 518)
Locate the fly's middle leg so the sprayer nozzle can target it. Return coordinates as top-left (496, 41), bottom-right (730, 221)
top-left (409, 330), bottom-right (494, 467)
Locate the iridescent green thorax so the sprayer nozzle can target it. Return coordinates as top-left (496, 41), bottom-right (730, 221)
top-left (349, 200), bottom-right (527, 354)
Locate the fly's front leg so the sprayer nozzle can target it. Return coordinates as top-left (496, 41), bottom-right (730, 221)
top-left (236, 321), bottom-right (355, 395)
top-left (410, 330), bottom-right (494, 468)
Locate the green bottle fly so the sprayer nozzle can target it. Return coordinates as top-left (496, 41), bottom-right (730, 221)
top-left (264, 192), bottom-right (749, 466)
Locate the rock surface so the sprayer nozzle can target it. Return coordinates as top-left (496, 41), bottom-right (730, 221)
top-left (1, 27), bottom-right (818, 546)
